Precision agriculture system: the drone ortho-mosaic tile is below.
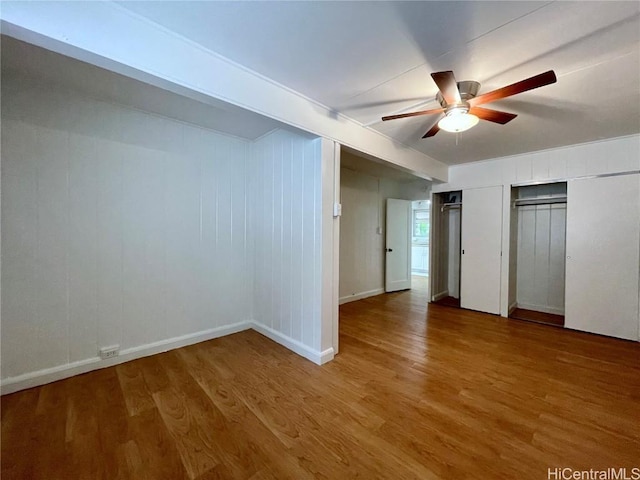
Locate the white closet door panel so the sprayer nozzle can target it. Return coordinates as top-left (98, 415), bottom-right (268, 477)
top-left (565, 174), bottom-right (640, 340)
top-left (461, 186), bottom-right (503, 314)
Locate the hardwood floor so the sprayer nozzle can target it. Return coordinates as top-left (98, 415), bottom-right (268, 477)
top-left (432, 295), bottom-right (461, 308)
top-left (511, 307), bottom-right (565, 327)
top-left (2, 288), bottom-right (639, 479)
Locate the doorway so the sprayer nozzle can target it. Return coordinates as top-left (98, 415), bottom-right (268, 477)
top-left (338, 149), bottom-right (431, 305)
top-left (509, 183), bottom-right (567, 327)
top-left (430, 191), bottom-right (462, 308)
top-left (411, 200), bottom-right (430, 294)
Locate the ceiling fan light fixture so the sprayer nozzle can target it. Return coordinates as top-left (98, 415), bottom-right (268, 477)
top-left (438, 109), bottom-right (479, 133)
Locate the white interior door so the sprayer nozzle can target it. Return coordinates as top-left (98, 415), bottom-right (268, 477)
top-left (565, 174), bottom-right (640, 340)
top-left (461, 186), bottom-right (503, 314)
top-left (385, 199), bottom-right (412, 292)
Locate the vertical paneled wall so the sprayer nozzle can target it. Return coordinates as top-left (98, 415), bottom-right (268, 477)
top-left (251, 129), bottom-right (324, 358)
top-left (1, 76), bottom-right (252, 383)
top-left (508, 197), bottom-right (519, 311)
top-left (447, 209), bottom-right (461, 298)
top-left (516, 204), bottom-right (566, 314)
top-left (515, 184), bottom-right (567, 314)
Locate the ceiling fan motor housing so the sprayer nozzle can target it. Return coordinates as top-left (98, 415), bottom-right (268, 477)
top-left (436, 80), bottom-right (481, 108)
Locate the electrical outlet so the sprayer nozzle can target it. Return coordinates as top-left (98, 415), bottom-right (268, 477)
top-left (99, 345), bottom-right (120, 360)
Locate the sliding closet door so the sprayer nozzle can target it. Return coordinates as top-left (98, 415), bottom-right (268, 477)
top-left (565, 174), bottom-right (640, 340)
top-left (461, 186), bottom-right (503, 314)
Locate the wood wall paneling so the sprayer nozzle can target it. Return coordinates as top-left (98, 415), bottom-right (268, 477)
top-left (516, 203), bottom-right (566, 315)
top-left (2, 76), bottom-right (334, 390)
top-left (447, 209), bottom-right (461, 298)
top-left (251, 130), bottom-right (325, 356)
top-left (1, 78), bottom-right (257, 388)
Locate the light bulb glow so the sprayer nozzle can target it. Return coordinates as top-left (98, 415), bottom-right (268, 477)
top-left (438, 112), bottom-right (479, 133)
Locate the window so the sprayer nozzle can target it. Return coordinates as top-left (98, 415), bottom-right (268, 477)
top-left (413, 209), bottom-right (430, 238)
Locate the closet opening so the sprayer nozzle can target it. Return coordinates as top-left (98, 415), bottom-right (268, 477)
top-left (430, 191), bottom-right (462, 308)
top-left (508, 182), bottom-right (567, 327)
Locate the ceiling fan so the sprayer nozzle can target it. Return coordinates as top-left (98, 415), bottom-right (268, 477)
top-left (381, 70), bottom-right (557, 138)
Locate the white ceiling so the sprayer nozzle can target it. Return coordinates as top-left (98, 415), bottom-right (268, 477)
top-left (116, 1), bottom-right (640, 165)
top-left (1, 36), bottom-right (294, 141)
top-left (341, 147), bottom-right (427, 184)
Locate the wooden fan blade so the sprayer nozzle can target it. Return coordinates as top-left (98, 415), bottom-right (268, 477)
top-left (470, 70), bottom-right (556, 107)
top-left (431, 71), bottom-right (461, 104)
top-left (422, 120), bottom-right (441, 138)
top-left (469, 106), bottom-right (517, 124)
top-left (381, 107), bottom-right (445, 122)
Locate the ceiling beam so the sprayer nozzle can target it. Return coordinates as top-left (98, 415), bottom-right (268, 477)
top-left (0, 1), bottom-right (448, 182)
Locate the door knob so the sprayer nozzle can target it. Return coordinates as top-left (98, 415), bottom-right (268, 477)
top-left (386, 248), bottom-right (393, 252)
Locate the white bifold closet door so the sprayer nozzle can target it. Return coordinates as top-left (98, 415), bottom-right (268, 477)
top-left (461, 186), bottom-right (503, 314)
top-left (565, 173), bottom-right (640, 340)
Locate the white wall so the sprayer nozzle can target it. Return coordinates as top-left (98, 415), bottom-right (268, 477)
top-left (1, 75), bottom-right (253, 390)
top-left (515, 184), bottom-right (567, 315)
top-left (433, 134), bottom-right (640, 317)
top-left (250, 129), bottom-right (335, 363)
top-left (339, 168), bottom-right (384, 303)
top-left (338, 164), bottom-right (430, 304)
top-left (434, 135), bottom-right (639, 192)
top-left (1, 73), bottom-right (338, 393)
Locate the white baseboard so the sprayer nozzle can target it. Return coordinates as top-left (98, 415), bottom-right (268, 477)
top-left (508, 301), bottom-right (518, 315)
top-left (516, 302), bottom-right (564, 316)
top-left (0, 321), bottom-right (251, 395)
top-left (432, 290), bottom-right (449, 302)
top-left (250, 321), bottom-right (334, 365)
top-left (1, 318), bottom-right (338, 395)
top-left (339, 288), bottom-right (384, 305)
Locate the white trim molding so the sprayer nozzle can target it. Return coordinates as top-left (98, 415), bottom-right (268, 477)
top-left (432, 290), bottom-right (450, 302)
top-left (250, 321), bottom-right (335, 365)
top-left (1, 321), bottom-right (251, 395)
top-left (1, 320), bottom-right (341, 394)
top-left (516, 303), bottom-right (564, 316)
top-left (339, 288), bottom-right (385, 305)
